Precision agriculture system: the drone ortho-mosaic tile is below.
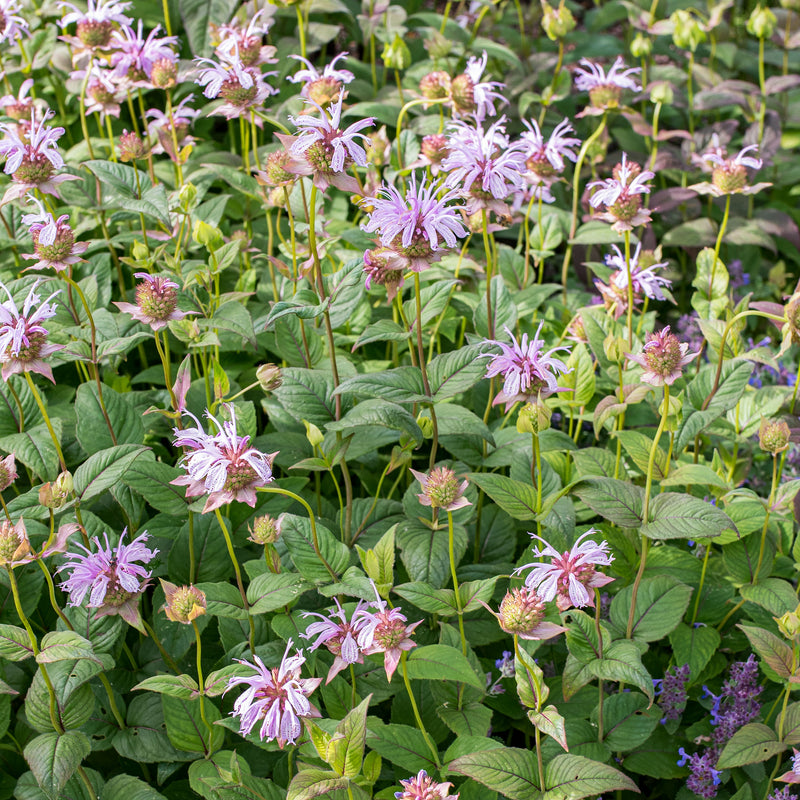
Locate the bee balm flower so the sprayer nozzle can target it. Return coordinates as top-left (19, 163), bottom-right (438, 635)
top-left (627, 325), bottom-right (699, 386)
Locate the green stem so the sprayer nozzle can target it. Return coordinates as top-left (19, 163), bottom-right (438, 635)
top-left (414, 273), bottom-right (438, 470)
top-left (24, 372), bottom-right (66, 471)
top-left (142, 620), bottom-right (181, 673)
top-left (214, 508), bottom-right (255, 654)
top-left (400, 652), bottom-right (441, 769)
top-left (690, 543), bottom-right (711, 625)
top-left (78, 71), bottom-right (95, 160)
top-left (648, 101), bottom-right (662, 170)
top-left (595, 590), bottom-right (604, 742)
top-left (296, 2), bottom-right (306, 59)
top-left (624, 229), bottom-right (634, 348)
top-left (481, 209), bottom-right (495, 338)
top-left (754, 455), bottom-right (778, 580)
top-left (193, 620), bottom-right (215, 755)
top-left (447, 511), bottom-right (467, 657)
top-left (709, 193), bottom-right (731, 301)
top-left (395, 97), bottom-right (447, 171)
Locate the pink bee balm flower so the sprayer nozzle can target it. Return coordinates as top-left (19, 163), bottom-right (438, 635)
top-left (360, 175), bottom-right (467, 272)
top-left (0, 0), bottom-right (29, 44)
top-left (410, 466), bottom-right (471, 512)
top-left (0, 78), bottom-right (34, 121)
top-left (483, 586), bottom-right (567, 640)
top-left (110, 21), bottom-right (178, 83)
top-left (516, 529), bottom-right (614, 611)
top-left (114, 272), bottom-right (194, 331)
top-left (171, 403), bottom-right (277, 513)
top-left (146, 95), bottom-right (199, 162)
top-left (301, 598), bottom-right (369, 683)
top-left (59, 0), bottom-right (131, 49)
top-left (701, 144), bottom-right (767, 196)
top-left (777, 749), bottom-right (800, 784)
top-left (354, 582), bottom-right (421, 681)
top-left (395, 771), bottom-right (459, 800)
top-left (521, 117), bottom-right (580, 181)
top-left (451, 50), bottom-right (507, 122)
top-left (0, 453), bottom-right (17, 491)
top-left (58, 529), bottom-right (156, 632)
top-left (627, 325), bottom-right (699, 386)
top-left (224, 639), bottom-right (322, 747)
top-left (0, 278), bottom-right (64, 382)
top-left (482, 323), bottom-right (572, 411)
top-left (362, 247), bottom-right (406, 302)
top-left (588, 153), bottom-right (654, 232)
top-left (213, 8), bottom-right (275, 67)
top-left (21, 196), bottom-right (88, 273)
top-left (574, 56), bottom-right (641, 110)
top-left (287, 52), bottom-right (354, 106)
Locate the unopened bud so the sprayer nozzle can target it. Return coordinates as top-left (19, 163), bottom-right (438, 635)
top-left (517, 401), bottom-right (552, 434)
top-left (417, 414), bottom-right (435, 439)
top-left (776, 607), bottom-right (800, 638)
top-left (39, 471), bottom-right (73, 509)
top-left (424, 29), bottom-right (452, 59)
top-left (382, 34), bottom-right (411, 70)
top-left (630, 32), bottom-right (652, 58)
top-left (759, 418), bottom-right (791, 454)
top-left (0, 454), bottom-right (17, 492)
top-left (161, 580), bottom-right (206, 624)
top-left (256, 363), bottom-right (282, 392)
top-left (248, 514), bottom-right (283, 545)
top-left (747, 4), bottom-right (777, 38)
top-left (650, 82), bottom-right (674, 106)
top-left (419, 71), bottom-right (451, 101)
top-left (670, 9), bottom-right (706, 52)
top-left (119, 130), bottom-right (149, 162)
top-left (0, 519), bottom-right (29, 567)
top-left (193, 220), bottom-right (224, 250)
top-left (179, 182), bottom-right (198, 213)
top-left (150, 57), bottom-right (178, 88)
top-left (541, 0), bottom-right (575, 40)
top-left (604, 334), bottom-right (627, 363)
top-left (305, 420), bottom-right (324, 448)
top-left (498, 588), bottom-right (546, 636)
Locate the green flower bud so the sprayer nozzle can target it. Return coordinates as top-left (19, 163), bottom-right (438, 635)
top-left (192, 220), bottom-right (224, 249)
top-left (650, 82), bottom-right (674, 105)
top-left (747, 4), bottom-right (777, 38)
top-left (517, 401), bottom-right (552, 434)
top-left (382, 34), bottom-right (411, 70)
top-left (541, 0), bottom-right (575, 40)
top-left (630, 32), bottom-right (652, 58)
top-left (670, 9), bottom-right (707, 52)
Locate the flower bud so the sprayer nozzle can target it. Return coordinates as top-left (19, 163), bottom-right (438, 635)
top-left (421, 133), bottom-right (450, 166)
top-left (305, 420), bottom-right (324, 448)
top-left (517, 401), bottom-right (552, 434)
top-left (179, 182), bottom-right (198, 213)
top-left (424, 29), bottom-right (452, 59)
top-left (193, 220), bottom-right (224, 249)
top-left (650, 82), bottom-right (674, 106)
top-left (747, 4), bottom-right (777, 38)
top-left (670, 9), bottom-right (707, 52)
top-left (630, 32), bottom-right (652, 58)
top-left (256, 363), bottom-right (282, 392)
top-left (603, 333), bottom-right (627, 363)
top-left (150, 57), bottom-right (178, 88)
top-left (0, 454), bottom-right (17, 492)
top-left (776, 607), bottom-right (800, 638)
top-left (759, 418), bottom-right (791, 454)
top-left (161, 580), bottom-right (206, 624)
top-left (0, 519), bottom-right (29, 567)
top-left (419, 71), bottom-right (451, 101)
top-left (498, 588), bottom-right (546, 636)
top-left (77, 19), bottom-right (114, 48)
top-left (382, 34), bottom-right (411, 70)
top-left (248, 514), bottom-right (283, 545)
top-left (119, 130), bottom-right (149, 162)
top-left (541, 0), bottom-right (575, 40)
top-left (417, 414), bottom-right (435, 439)
top-left (450, 73), bottom-right (476, 114)
top-left (39, 471), bottom-right (73, 509)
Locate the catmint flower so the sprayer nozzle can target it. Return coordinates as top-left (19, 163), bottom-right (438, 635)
top-left (110, 21), bottom-right (178, 84)
top-left (700, 144), bottom-right (767, 196)
top-left (0, 0), bottom-right (28, 43)
top-left (521, 118), bottom-right (580, 183)
top-left (248, 513), bottom-right (283, 545)
top-left (409, 466), bottom-right (471, 512)
top-left (627, 326), bottom-right (699, 386)
top-left (496, 650), bottom-right (515, 678)
top-left (655, 664), bottom-right (690, 722)
top-left (0, 110), bottom-right (77, 202)
top-left (481, 323), bottom-right (571, 411)
top-left (21, 196), bottom-right (88, 273)
top-left (146, 95), bottom-right (199, 162)
top-left (362, 247), bottom-right (405, 302)
top-left (0, 454), bottom-right (16, 491)
top-left (574, 56), bottom-right (641, 111)
top-left (302, 598), bottom-right (369, 683)
top-left (759, 418), bottom-right (792, 454)
top-left (588, 154), bottom-right (654, 231)
top-left (0, 279), bottom-right (64, 383)
top-left (516, 529), bottom-right (614, 611)
top-left (353, 582), bottom-right (421, 681)
top-left (395, 771), bottom-right (459, 800)
top-left (677, 749), bottom-right (722, 799)
top-left (59, 530), bottom-right (156, 632)
top-left (776, 749), bottom-right (800, 784)
top-left (708, 655), bottom-right (762, 747)
top-left (287, 52), bottom-right (354, 106)
top-left (0, 78), bottom-right (34, 121)
top-left (283, 93), bottom-right (374, 192)
top-left (195, 46), bottom-right (277, 120)
top-left (114, 272), bottom-right (194, 331)
top-left (213, 9), bottom-right (275, 68)
top-left (770, 788), bottom-right (799, 800)
top-left (450, 51), bottom-right (506, 122)
top-left (442, 117), bottom-right (527, 215)
top-left (160, 580), bottom-right (206, 624)
top-left (224, 639), bottom-right (322, 747)
top-left (59, 0), bottom-right (132, 48)
top-left (171, 403), bottom-right (277, 513)
top-left (360, 175), bottom-right (467, 272)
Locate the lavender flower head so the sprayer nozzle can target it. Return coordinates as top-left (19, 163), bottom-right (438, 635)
top-left (213, 8), bottom-right (275, 67)
top-left (410, 466), bottom-right (471, 512)
top-left (697, 143), bottom-right (769, 196)
top-left (677, 748), bottom-right (722, 799)
top-left (225, 639), bottom-right (322, 747)
top-left (59, 530), bottom-right (156, 632)
top-left (21, 195), bottom-right (88, 273)
top-left (395, 770), bottom-right (459, 800)
top-left (59, 0), bottom-right (131, 48)
top-left (114, 272), bottom-right (194, 331)
top-left (0, 78), bottom-right (34, 121)
top-left (110, 21), bottom-right (178, 83)
top-left (481, 323), bottom-right (572, 411)
top-left (521, 118), bottom-right (580, 183)
top-left (574, 56), bottom-right (641, 111)
top-left (515, 528), bottom-right (614, 611)
top-left (706, 654), bottom-right (762, 747)
top-left (171, 403), bottom-right (277, 513)
top-left (301, 598), bottom-right (368, 683)
top-left (588, 154), bottom-right (654, 231)
top-left (287, 52), bottom-right (354, 106)
top-left (285, 93), bottom-right (374, 192)
top-left (360, 175), bottom-right (467, 272)
top-left (655, 664), bottom-right (691, 722)
top-left (0, 0), bottom-right (29, 44)
top-left (0, 278), bottom-right (64, 382)
top-left (451, 50), bottom-right (507, 122)
top-left (627, 325), bottom-right (699, 386)
top-left (596, 243), bottom-right (671, 319)
top-left (769, 789), bottom-right (799, 800)
top-left (442, 117), bottom-right (527, 215)
top-left (147, 95), bottom-right (199, 161)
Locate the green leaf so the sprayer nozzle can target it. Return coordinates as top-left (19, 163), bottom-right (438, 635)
top-left (449, 747), bottom-right (540, 799)
top-left (574, 478), bottom-right (644, 528)
top-left (84, 160), bottom-right (149, 196)
top-left (780, 702), bottom-right (800, 745)
top-left (286, 769), bottom-right (348, 800)
top-left (614, 430), bottom-right (667, 479)
top-left (73, 444), bottom-right (149, 501)
top-left (133, 674), bottom-right (199, 700)
top-left (273, 369), bottom-right (336, 426)
top-left (405, 645), bottom-right (483, 689)
top-left (0, 623), bottom-right (34, 660)
top-left (668, 624), bottom-right (721, 683)
top-left (716, 723), bottom-right (785, 768)
top-left (394, 582), bottom-right (458, 616)
top-left (0, 421), bottom-right (61, 481)
top-left (641, 493), bottom-right (737, 540)
top-left (587, 641), bottom-right (654, 703)
top-left (545, 754), bottom-right (639, 798)
top-left (121, 455), bottom-right (187, 516)
top-left (365, 719), bottom-right (436, 773)
top-left (335, 368), bottom-right (426, 405)
top-left (467, 472), bottom-right (539, 521)
top-left (35, 632), bottom-right (96, 664)
top-left (162, 695), bottom-right (225, 753)
top-left (247, 573), bottom-right (309, 615)
top-left (396, 518), bottom-right (467, 588)
top-left (281, 514), bottom-right (348, 583)
top-left (609, 576), bottom-right (693, 642)
top-left (24, 731), bottom-right (91, 799)
top-left (740, 579), bottom-right (798, 615)
top-left (179, 0), bottom-right (237, 56)
top-left (560, 344), bottom-right (595, 408)
top-left (691, 248), bottom-right (730, 320)
top-left (515, 644), bottom-right (549, 709)
top-left (429, 344), bottom-right (487, 400)
top-left (103, 774), bottom-right (169, 800)
top-left (352, 319), bottom-right (411, 349)
top-left (529, 705), bottom-right (568, 751)
top-left (329, 696), bottom-right (370, 778)
top-left (601, 692), bottom-right (660, 752)
top-left (196, 581), bottom-right (247, 619)
top-left (327, 399), bottom-right (423, 445)
top-left (738, 624), bottom-right (794, 680)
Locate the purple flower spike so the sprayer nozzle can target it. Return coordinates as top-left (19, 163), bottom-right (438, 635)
top-left (481, 323), bottom-right (572, 411)
top-left (224, 639), bottom-right (322, 747)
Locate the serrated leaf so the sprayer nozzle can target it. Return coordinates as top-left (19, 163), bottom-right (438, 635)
top-left (335, 367), bottom-right (426, 404)
top-left (286, 769), bottom-right (348, 800)
top-left (405, 645), bottom-right (483, 689)
top-left (365, 719), bottom-right (436, 773)
top-left (668, 624), bottom-right (720, 684)
top-left (467, 472), bottom-right (539, 521)
top-left (73, 444), bottom-right (149, 501)
top-left (529, 705), bottom-right (568, 751)
top-left (609, 576), bottom-right (693, 642)
top-left (162, 695), bottom-right (225, 753)
top-left (133, 674), bottom-right (199, 700)
top-left (246, 572), bottom-right (309, 615)
top-left (641, 493), bottom-right (737, 540)
top-left (0, 421), bottom-right (61, 481)
top-left (35, 632), bottom-right (96, 664)
top-left (327, 398), bottom-right (423, 445)
top-left (429, 344), bottom-right (487, 400)
top-left (24, 730), bottom-right (91, 799)
top-left (544, 753), bottom-right (639, 798)
top-left (740, 579), bottom-right (798, 616)
top-left (103, 774), bottom-right (169, 800)
top-left (738, 625), bottom-right (794, 680)
top-left (449, 747), bottom-right (540, 799)
top-left (0, 623), bottom-right (34, 660)
top-left (716, 723), bottom-right (785, 768)
top-left (588, 641), bottom-right (654, 703)
top-left (574, 478), bottom-right (644, 528)
top-left (329, 696), bottom-right (370, 779)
